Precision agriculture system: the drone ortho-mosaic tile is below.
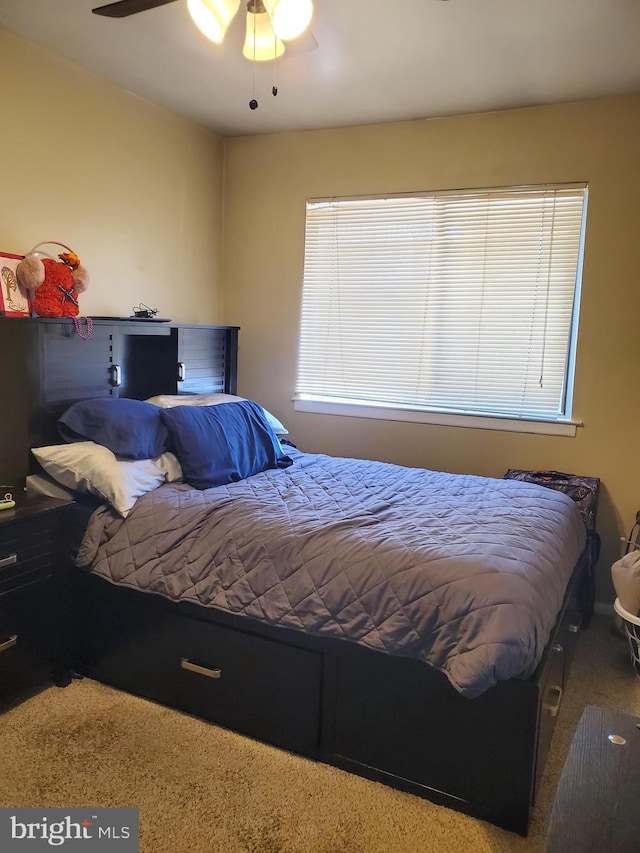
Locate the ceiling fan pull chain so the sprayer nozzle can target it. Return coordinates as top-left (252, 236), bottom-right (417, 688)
top-left (249, 8), bottom-right (258, 110)
top-left (272, 34), bottom-right (278, 96)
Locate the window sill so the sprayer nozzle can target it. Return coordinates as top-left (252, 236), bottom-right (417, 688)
top-left (292, 398), bottom-right (580, 437)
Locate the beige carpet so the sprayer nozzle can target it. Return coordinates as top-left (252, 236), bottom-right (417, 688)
top-left (1, 614), bottom-right (639, 853)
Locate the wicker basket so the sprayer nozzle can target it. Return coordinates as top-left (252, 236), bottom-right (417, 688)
top-left (614, 598), bottom-right (640, 677)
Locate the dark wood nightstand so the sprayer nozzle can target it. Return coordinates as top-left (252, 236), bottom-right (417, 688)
top-left (0, 493), bottom-right (75, 702)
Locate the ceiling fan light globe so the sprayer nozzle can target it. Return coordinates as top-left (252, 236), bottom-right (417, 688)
top-left (242, 10), bottom-right (285, 61)
top-left (264, 0), bottom-right (313, 41)
top-left (187, 0), bottom-right (240, 44)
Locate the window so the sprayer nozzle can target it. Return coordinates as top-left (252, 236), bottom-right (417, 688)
top-left (295, 184), bottom-right (587, 435)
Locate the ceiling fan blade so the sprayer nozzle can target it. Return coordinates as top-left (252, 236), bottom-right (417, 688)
top-left (92, 0), bottom-right (179, 17)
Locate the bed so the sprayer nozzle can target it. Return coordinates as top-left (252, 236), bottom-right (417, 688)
top-left (9, 318), bottom-right (590, 836)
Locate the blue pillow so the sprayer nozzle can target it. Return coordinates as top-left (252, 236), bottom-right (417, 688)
top-left (58, 398), bottom-right (170, 460)
top-left (160, 400), bottom-right (292, 489)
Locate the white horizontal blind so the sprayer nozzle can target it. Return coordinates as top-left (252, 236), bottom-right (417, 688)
top-left (296, 185), bottom-right (587, 420)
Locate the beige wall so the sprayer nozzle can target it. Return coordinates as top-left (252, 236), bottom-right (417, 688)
top-left (222, 94), bottom-right (640, 604)
top-left (0, 29), bottom-right (224, 323)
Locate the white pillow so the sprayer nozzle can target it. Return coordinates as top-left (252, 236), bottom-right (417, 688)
top-left (32, 442), bottom-right (167, 517)
top-left (155, 451), bottom-right (183, 483)
top-left (146, 393), bottom-right (288, 435)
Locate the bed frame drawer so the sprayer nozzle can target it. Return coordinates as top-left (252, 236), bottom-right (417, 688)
top-left (533, 571), bottom-right (584, 795)
top-left (87, 606), bottom-right (323, 755)
top-left (330, 643), bottom-right (537, 831)
top-left (164, 615), bottom-right (322, 753)
top-left (535, 634), bottom-right (566, 794)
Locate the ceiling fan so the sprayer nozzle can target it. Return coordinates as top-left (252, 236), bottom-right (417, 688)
top-left (92, 0), bottom-right (448, 108)
top-left (93, 0), bottom-right (447, 15)
top-left (92, 1), bottom-right (449, 49)
top-left (93, 0), bottom-right (321, 109)
top-left (92, 0), bottom-right (315, 59)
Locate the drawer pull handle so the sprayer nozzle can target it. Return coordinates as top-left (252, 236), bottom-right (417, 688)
top-left (552, 643), bottom-right (563, 654)
top-left (0, 634), bottom-right (17, 654)
top-left (543, 685), bottom-right (563, 717)
top-left (177, 362), bottom-right (186, 382)
top-left (181, 658), bottom-right (221, 679)
top-left (0, 553), bottom-right (17, 569)
top-left (568, 611), bottom-right (582, 633)
top-left (110, 363), bottom-right (122, 387)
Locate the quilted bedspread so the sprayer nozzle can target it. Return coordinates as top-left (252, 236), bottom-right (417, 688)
top-left (76, 448), bottom-right (586, 698)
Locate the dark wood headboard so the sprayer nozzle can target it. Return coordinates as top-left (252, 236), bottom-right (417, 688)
top-left (0, 318), bottom-right (239, 489)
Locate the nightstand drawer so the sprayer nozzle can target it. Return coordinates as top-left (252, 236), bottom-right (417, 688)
top-left (0, 515), bottom-right (56, 596)
top-left (0, 626), bottom-right (50, 694)
top-left (0, 583), bottom-right (54, 694)
top-left (0, 495), bottom-right (75, 697)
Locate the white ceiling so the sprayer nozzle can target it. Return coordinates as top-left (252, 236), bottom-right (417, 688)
top-left (2, 0), bottom-right (640, 137)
